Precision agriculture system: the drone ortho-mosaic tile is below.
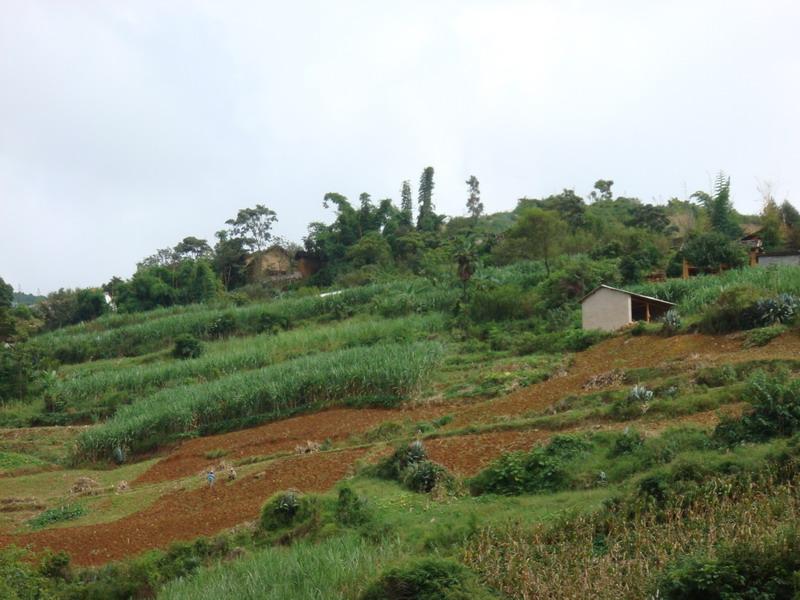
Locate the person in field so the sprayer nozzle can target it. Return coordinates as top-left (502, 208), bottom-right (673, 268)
top-left (207, 469), bottom-right (216, 488)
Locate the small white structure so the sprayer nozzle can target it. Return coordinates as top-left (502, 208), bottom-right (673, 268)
top-left (580, 285), bottom-right (676, 332)
top-left (756, 252), bottom-right (800, 267)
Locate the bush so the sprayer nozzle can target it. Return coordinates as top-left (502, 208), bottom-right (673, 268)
top-left (699, 285), bottom-right (765, 333)
top-left (467, 285), bottom-right (534, 322)
top-left (361, 557), bottom-right (497, 600)
top-left (259, 491), bottom-right (316, 532)
top-left (657, 530), bottom-right (800, 599)
top-left (206, 313), bottom-right (237, 339)
top-left (470, 435), bottom-right (592, 495)
top-left (744, 324), bottom-right (787, 348)
top-left (401, 460), bottom-right (453, 493)
top-left (173, 335), bottom-right (203, 360)
top-left (696, 365), bottom-right (738, 388)
top-left (378, 440), bottom-right (428, 481)
top-left (335, 486), bottom-right (371, 527)
top-left (714, 370), bottom-right (800, 444)
top-left (609, 428), bottom-right (645, 457)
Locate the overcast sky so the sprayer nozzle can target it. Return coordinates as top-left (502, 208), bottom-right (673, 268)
top-left (1, 1), bottom-right (799, 293)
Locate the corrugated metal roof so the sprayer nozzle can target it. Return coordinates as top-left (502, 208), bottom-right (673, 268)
top-left (579, 284), bottom-right (676, 306)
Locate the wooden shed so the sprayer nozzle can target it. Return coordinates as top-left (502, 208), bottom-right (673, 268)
top-left (580, 285), bottom-right (676, 332)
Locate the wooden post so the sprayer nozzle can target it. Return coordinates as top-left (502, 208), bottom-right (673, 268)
top-left (682, 258), bottom-right (689, 280)
top-left (645, 302), bottom-right (651, 323)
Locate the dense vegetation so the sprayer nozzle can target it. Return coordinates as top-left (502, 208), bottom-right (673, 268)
top-left (3, 170), bottom-right (800, 599)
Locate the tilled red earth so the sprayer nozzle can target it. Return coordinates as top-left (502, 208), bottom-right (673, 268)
top-left (135, 407), bottom-right (446, 484)
top-left (0, 448), bottom-right (366, 566)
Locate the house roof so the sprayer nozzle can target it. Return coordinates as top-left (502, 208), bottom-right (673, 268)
top-left (579, 284), bottom-right (677, 307)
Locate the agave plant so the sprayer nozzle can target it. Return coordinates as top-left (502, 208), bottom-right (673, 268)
top-left (756, 293), bottom-right (798, 326)
top-left (661, 309), bottom-right (682, 335)
top-left (628, 384), bottom-right (654, 404)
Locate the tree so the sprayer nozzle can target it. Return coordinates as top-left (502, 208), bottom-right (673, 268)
top-left (681, 232), bottom-right (747, 272)
top-left (627, 204), bottom-right (674, 234)
top-left (224, 204), bottom-right (278, 252)
top-left (504, 208), bottom-right (567, 275)
top-left (417, 166), bottom-right (437, 232)
top-left (174, 236), bottom-right (212, 260)
top-left (454, 240), bottom-right (478, 302)
top-left (465, 176), bottom-right (483, 221)
top-left (589, 180), bottom-right (614, 202)
top-left (345, 232), bottom-right (392, 267)
top-left (213, 231), bottom-right (250, 290)
top-left (400, 180), bottom-right (414, 227)
top-left (780, 200), bottom-right (800, 250)
top-left (519, 189), bottom-right (586, 231)
top-left (138, 247), bottom-right (177, 269)
top-left (0, 277), bottom-right (15, 342)
top-left (691, 173), bottom-right (741, 239)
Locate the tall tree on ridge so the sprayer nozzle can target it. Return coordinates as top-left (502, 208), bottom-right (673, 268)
top-left (416, 166), bottom-right (436, 232)
top-left (691, 172), bottom-right (741, 239)
top-left (465, 175), bottom-right (483, 222)
top-left (400, 180), bottom-right (414, 227)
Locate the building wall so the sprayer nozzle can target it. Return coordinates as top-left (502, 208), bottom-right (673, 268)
top-left (581, 288), bottom-right (632, 332)
top-left (757, 254), bottom-right (800, 267)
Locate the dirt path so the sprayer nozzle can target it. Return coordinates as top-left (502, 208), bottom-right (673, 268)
top-left (0, 448), bottom-right (367, 566)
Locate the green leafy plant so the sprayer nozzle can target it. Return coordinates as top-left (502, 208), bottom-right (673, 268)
top-left (173, 335), bottom-right (204, 360)
top-left (361, 557), bottom-right (497, 600)
top-left (28, 504), bottom-right (87, 529)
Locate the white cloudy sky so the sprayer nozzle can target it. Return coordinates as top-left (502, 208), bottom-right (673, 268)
top-left (1, 0), bottom-right (799, 293)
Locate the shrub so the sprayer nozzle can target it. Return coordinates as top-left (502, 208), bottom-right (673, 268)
top-left (744, 324), bottom-right (787, 348)
top-left (714, 371), bottom-right (800, 444)
top-left (657, 530), bottom-right (800, 599)
top-left (173, 335), bottom-right (203, 360)
top-left (206, 313), bottom-right (237, 339)
top-left (467, 285), bottom-right (535, 322)
top-left (470, 435), bottom-right (592, 495)
top-left (378, 440), bottom-right (428, 481)
top-left (402, 460), bottom-right (453, 493)
top-left (259, 491), bottom-right (315, 532)
top-left (696, 365), bottom-right (738, 388)
top-left (361, 557), bottom-right (497, 600)
top-left (609, 428), bottom-right (645, 457)
top-left (335, 486), bottom-right (370, 527)
top-left (699, 285), bottom-right (765, 333)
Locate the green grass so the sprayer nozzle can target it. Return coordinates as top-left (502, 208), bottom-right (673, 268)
top-left (0, 451), bottom-right (49, 474)
top-left (77, 341), bottom-right (444, 460)
top-left (159, 534), bottom-right (404, 600)
top-left (49, 314), bottom-right (447, 416)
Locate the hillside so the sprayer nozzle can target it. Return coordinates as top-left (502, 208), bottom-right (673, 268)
top-left (2, 265), bottom-right (800, 598)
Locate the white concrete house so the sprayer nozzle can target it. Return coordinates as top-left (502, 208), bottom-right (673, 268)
top-left (580, 285), bottom-right (676, 332)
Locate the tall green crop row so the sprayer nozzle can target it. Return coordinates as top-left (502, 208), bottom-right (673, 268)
top-left (632, 266), bottom-right (800, 315)
top-left (51, 314), bottom-right (447, 410)
top-left (28, 281), bottom-right (457, 364)
top-left (76, 341), bottom-right (443, 460)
